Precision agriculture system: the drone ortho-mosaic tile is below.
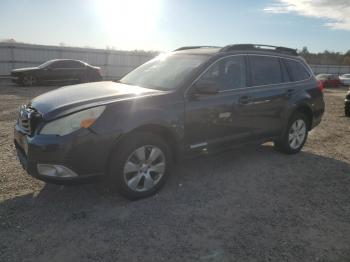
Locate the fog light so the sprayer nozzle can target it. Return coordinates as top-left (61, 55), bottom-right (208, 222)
top-left (37, 164), bottom-right (78, 178)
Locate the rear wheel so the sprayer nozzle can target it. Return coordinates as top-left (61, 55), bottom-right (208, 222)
top-left (274, 112), bottom-right (309, 154)
top-left (108, 133), bottom-right (172, 200)
top-left (21, 75), bottom-right (36, 86)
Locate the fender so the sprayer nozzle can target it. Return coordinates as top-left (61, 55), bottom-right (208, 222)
top-left (93, 91), bottom-right (185, 152)
top-left (279, 87), bottom-right (315, 137)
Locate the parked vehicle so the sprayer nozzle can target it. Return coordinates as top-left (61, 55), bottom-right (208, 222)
top-left (14, 44), bottom-right (325, 199)
top-left (11, 59), bottom-right (102, 86)
top-left (339, 74), bottom-right (350, 86)
top-left (345, 89), bottom-right (350, 117)
top-left (315, 74), bottom-right (341, 88)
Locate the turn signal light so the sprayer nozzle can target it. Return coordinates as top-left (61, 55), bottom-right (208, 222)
top-left (80, 118), bottom-right (96, 128)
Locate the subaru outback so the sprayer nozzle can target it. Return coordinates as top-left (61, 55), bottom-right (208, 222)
top-left (14, 44), bottom-right (325, 199)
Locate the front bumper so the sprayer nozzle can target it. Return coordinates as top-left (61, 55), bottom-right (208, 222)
top-left (14, 124), bottom-right (114, 184)
top-left (10, 75), bottom-right (20, 84)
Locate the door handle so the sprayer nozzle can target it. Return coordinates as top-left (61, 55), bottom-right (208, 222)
top-left (238, 95), bottom-right (250, 105)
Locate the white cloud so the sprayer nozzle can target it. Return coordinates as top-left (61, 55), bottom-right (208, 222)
top-left (264, 0), bottom-right (350, 30)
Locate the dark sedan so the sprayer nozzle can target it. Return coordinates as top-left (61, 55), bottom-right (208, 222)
top-left (11, 59), bottom-right (102, 86)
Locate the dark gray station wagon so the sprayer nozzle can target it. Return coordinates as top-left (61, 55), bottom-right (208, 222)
top-left (14, 44), bottom-right (325, 199)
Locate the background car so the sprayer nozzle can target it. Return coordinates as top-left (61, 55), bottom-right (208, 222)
top-left (339, 74), bottom-right (350, 86)
top-left (315, 74), bottom-right (341, 88)
top-left (11, 59), bottom-right (102, 86)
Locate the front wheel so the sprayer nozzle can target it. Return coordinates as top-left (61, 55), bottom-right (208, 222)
top-left (21, 75), bottom-right (36, 86)
top-left (108, 133), bottom-right (172, 200)
top-left (274, 112), bottom-right (309, 154)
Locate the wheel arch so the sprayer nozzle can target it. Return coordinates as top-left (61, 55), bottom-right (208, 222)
top-left (107, 124), bottom-right (181, 172)
top-left (292, 104), bottom-right (314, 130)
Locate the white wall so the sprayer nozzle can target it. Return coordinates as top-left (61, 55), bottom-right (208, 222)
top-left (0, 43), bottom-right (158, 79)
top-left (310, 64), bottom-right (350, 75)
top-left (1, 43), bottom-right (349, 78)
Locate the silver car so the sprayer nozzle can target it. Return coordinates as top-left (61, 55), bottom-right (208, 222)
top-left (339, 74), bottom-right (350, 86)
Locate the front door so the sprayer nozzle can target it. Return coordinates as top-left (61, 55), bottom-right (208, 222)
top-left (44, 60), bottom-right (73, 83)
top-left (184, 55), bottom-right (252, 150)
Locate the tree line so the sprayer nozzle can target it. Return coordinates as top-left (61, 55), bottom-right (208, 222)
top-left (299, 47), bottom-right (350, 66)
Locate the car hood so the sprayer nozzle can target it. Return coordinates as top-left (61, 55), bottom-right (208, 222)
top-left (12, 67), bottom-right (39, 73)
top-left (30, 81), bottom-right (164, 120)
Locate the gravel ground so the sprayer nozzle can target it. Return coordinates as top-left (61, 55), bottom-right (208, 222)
top-left (0, 82), bottom-right (349, 262)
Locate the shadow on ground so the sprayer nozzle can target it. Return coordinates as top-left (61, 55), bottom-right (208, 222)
top-left (1, 144), bottom-right (350, 262)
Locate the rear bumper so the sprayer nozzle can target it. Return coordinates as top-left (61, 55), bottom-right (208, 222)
top-left (340, 80), bottom-right (350, 86)
top-left (13, 124), bottom-right (113, 184)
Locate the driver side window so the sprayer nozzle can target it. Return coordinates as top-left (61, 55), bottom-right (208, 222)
top-left (198, 56), bottom-right (246, 91)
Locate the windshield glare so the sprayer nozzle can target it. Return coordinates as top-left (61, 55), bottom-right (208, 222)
top-left (120, 54), bottom-right (208, 90)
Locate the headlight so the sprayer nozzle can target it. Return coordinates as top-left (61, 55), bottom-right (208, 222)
top-left (40, 106), bottom-right (106, 136)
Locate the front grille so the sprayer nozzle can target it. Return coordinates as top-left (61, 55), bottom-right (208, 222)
top-left (18, 105), bottom-right (42, 136)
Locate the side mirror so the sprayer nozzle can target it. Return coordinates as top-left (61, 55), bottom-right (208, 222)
top-left (192, 80), bottom-right (220, 95)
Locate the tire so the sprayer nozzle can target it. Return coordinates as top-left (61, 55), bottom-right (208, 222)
top-left (108, 133), bottom-right (172, 200)
top-left (274, 112), bottom-right (309, 154)
top-left (21, 75), bottom-right (36, 87)
top-left (345, 106), bottom-right (350, 117)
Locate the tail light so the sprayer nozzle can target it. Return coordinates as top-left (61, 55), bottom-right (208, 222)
top-left (317, 80), bottom-right (324, 92)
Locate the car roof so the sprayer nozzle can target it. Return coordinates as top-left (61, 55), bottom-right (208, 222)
top-left (174, 47), bottom-right (222, 55)
top-left (48, 59), bottom-right (87, 64)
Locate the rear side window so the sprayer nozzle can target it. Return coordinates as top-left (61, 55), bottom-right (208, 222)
top-left (284, 59), bottom-right (310, 81)
top-left (249, 56), bottom-right (282, 86)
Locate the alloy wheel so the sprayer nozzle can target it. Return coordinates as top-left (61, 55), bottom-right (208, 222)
top-left (123, 145), bottom-right (166, 192)
top-left (23, 76), bottom-right (36, 86)
top-left (288, 119), bottom-right (306, 150)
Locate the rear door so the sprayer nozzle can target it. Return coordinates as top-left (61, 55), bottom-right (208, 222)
top-left (243, 55), bottom-right (290, 139)
top-left (64, 60), bottom-right (86, 82)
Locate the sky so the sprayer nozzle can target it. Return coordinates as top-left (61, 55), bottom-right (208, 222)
top-left (0, 0), bottom-right (350, 53)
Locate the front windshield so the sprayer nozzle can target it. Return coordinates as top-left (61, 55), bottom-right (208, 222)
top-left (120, 54), bottom-right (208, 90)
top-left (38, 60), bottom-right (54, 68)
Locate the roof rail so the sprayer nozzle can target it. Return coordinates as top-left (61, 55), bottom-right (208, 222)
top-left (174, 46), bottom-right (221, 52)
top-left (220, 44), bottom-right (298, 56)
